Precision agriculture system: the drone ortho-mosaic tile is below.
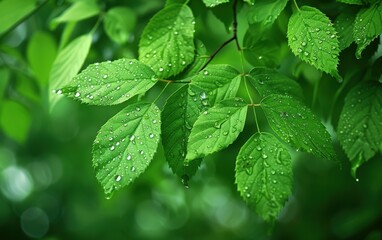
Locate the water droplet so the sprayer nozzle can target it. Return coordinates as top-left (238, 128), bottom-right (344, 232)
top-left (75, 92), bottom-right (80, 97)
top-left (181, 61), bottom-right (186, 65)
top-left (204, 70), bottom-right (209, 75)
top-left (301, 41), bottom-right (306, 46)
top-left (262, 154), bottom-right (268, 159)
top-left (103, 74), bottom-right (108, 79)
top-left (56, 89), bottom-right (62, 95)
top-left (110, 145), bottom-right (115, 151)
top-left (126, 154), bottom-right (132, 160)
top-left (223, 131), bottom-right (228, 136)
top-left (131, 166), bottom-right (136, 172)
top-left (149, 133), bottom-right (155, 138)
top-left (130, 135), bottom-right (135, 142)
top-left (272, 180), bottom-right (277, 184)
top-left (297, 48), bottom-right (303, 53)
top-left (304, 51), bottom-right (309, 56)
top-left (271, 170), bottom-right (276, 175)
top-left (115, 175), bottom-right (122, 182)
top-left (159, 67), bottom-right (164, 72)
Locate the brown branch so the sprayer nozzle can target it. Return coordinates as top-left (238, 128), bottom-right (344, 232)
top-left (200, 0), bottom-right (240, 71)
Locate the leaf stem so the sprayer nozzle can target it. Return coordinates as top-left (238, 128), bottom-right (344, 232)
top-left (292, 0), bottom-right (300, 11)
top-left (200, 0), bottom-right (240, 70)
top-left (244, 75), bottom-right (261, 133)
top-left (328, 74), bottom-right (351, 121)
top-left (90, 13), bottom-right (104, 35)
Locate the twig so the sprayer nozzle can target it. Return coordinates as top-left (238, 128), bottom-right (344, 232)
top-left (200, 0), bottom-right (240, 70)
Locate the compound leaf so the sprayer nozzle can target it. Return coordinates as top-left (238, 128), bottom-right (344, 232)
top-left (235, 132), bottom-right (292, 223)
top-left (93, 102), bottom-right (161, 198)
top-left (186, 98), bottom-right (248, 161)
top-left (337, 81), bottom-right (382, 177)
top-left (248, 67), bottom-right (304, 100)
top-left (139, 4), bottom-right (195, 78)
top-left (61, 59), bottom-right (157, 106)
top-left (49, 34), bottom-right (92, 109)
top-left (287, 6), bottom-right (340, 79)
top-left (103, 7), bottom-right (137, 44)
top-left (353, 1), bottom-right (382, 58)
top-left (261, 94), bottom-right (335, 161)
top-left (162, 85), bottom-right (204, 182)
top-left (192, 64), bottom-right (241, 105)
top-left (202, 0), bottom-right (229, 7)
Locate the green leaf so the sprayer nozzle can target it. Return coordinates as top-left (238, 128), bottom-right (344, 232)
top-left (51, 0), bottom-right (99, 28)
top-left (337, 82), bottom-right (382, 177)
top-left (162, 85), bottom-right (203, 182)
top-left (93, 102), bottom-right (161, 198)
top-left (353, 1), bottom-right (382, 58)
top-left (0, 0), bottom-right (36, 35)
top-left (186, 98), bottom-right (248, 161)
top-left (243, 39), bottom-right (285, 68)
top-left (202, 0), bottom-right (230, 7)
top-left (336, 0), bottom-right (364, 5)
top-left (27, 31), bottom-right (58, 86)
top-left (261, 94), bottom-right (335, 161)
top-left (235, 132), bottom-right (292, 223)
top-left (0, 100), bottom-right (31, 143)
top-left (173, 39), bottom-right (208, 79)
top-left (244, 0), bottom-right (255, 5)
top-left (166, 0), bottom-right (187, 6)
top-left (334, 8), bottom-right (357, 51)
top-left (49, 34), bottom-right (92, 109)
top-left (247, 0), bottom-right (288, 27)
top-left (287, 6), bottom-right (341, 79)
top-left (103, 7), bottom-right (137, 44)
top-left (61, 59), bottom-right (158, 106)
top-left (192, 64), bottom-right (241, 105)
top-left (139, 4), bottom-right (195, 78)
top-left (248, 67), bottom-right (304, 100)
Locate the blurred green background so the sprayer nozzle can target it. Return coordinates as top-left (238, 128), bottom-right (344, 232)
top-left (1, 0), bottom-right (382, 239)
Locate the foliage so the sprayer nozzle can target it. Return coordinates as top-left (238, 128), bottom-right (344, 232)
top-left (1, 0), bottom-right (382, 234)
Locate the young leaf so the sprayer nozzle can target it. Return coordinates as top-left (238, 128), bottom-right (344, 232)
top-left (186, 98), bottom-right (248, 161)
top-left (61, 59), bottom-right (158, 106)
top-left (103, 7), bottom-right (137, 44)
top-left (162, 85), bottom-right (203, 181)
top-left (202, 0), bottom-right (229, 7)
top-left (27, 31), bottom-right (58, 86)
top-left (334, 8), bottom-right (357, 51)
top-left (49, 34), bottom-right (92, 109)
top-left (191, 64), bottom-right (241, 105)
top-left (337, 82), bottom-right (382, 177)
top-left (50, 1), bottom-right (99, 28)
top-left (248, 67), bottom-right (304, 100)
top-left (173, 39), bottom-right (208, 79)
top-left (93, 102), bottom-right (161, 198)
top-left (353, 1), bottom-right (382, 58)
top-left (244, 38), bottom-right (286, 68)
top-left (247, 0), bottom-right (288, 27)
top-left (139, 4), bottom-right (195, 78)
top-left (261, 94), bottom-right (335, 161)
top-left (336, 0), bottom-right (364, 5)
top-left (0, 0), bottom-right (36, 35)
top-left (287, 6), bottom-right (341, 79)
top-left (235, 132), bottom-right (292, 223)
